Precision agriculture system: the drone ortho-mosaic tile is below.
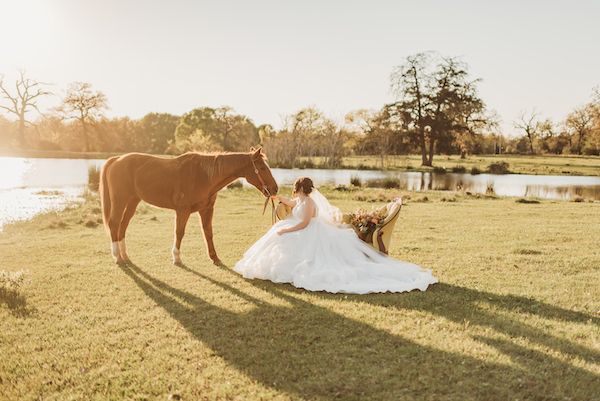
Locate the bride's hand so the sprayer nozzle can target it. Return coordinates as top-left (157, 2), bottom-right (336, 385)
top-left (270, 195), bottom-right (279, 201)
top-left (277, 228), bottom-right (287, 235)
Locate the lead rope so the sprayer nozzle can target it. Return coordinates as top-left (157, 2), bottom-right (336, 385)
top-left (252, 156), bottom-right (277, 225)
top-left (261, 194), bottom-right (276, 225)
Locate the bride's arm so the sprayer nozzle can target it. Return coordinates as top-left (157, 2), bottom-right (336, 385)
top-left (277, 199), bottom-right (315, 235)
top-left (271, 195), bottom-right (297, 208)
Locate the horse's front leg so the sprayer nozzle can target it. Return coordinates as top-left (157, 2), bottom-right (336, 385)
top-left (199, 206), bottom-right (221, 266)
top-left (172, 209), bottom-right (191, 266)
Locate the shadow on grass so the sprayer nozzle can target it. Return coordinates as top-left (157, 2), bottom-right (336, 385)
top-left (120, 263), bottom-right (600, 400)
top-left (0, 288), bottom-right (35, 317)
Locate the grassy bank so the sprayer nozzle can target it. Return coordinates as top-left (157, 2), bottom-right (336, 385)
top-left (337, 154), bottom-right (600, 176)
top-left (1, 188), bottom-right (599, 400)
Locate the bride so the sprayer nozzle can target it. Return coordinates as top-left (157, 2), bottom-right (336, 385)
top-left (234, 177), bottom-right (438, 294)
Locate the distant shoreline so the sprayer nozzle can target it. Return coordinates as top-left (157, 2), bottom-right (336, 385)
top-left (1, 148), bottom-right (599, 177)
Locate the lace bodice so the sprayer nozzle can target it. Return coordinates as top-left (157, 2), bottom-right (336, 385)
top-left (292, 197), bottom-right (318, 220)
top-left (292, 197), bottom-right (316, 220)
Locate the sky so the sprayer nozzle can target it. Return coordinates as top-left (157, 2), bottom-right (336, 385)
top-left (1, 0), bottom-right (599, 135)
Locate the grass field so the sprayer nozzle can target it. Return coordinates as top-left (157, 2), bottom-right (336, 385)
top-left (1, 187), bottom-right (599, 400)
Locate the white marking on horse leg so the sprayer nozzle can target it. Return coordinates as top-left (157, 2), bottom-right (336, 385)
top-left (172, 245), bottom-right (182, 265)
top-left (111, 242), bottom-right (119, 259)
top-left (119, 240), bottom-right (129, 261)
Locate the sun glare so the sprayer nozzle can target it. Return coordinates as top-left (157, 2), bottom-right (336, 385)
top-left (0, 0), bottom-right (57, 56)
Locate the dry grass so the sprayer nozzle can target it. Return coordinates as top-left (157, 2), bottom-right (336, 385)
top-left (1, 187), bottom-right (599, 400)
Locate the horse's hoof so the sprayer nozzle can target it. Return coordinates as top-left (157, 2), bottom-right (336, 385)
top-left (116, 258), bottom-right (127, 266)
top-left (212, 259), bottom-right (224, 267)
top-left (173, 260), bottom-right (183, 267)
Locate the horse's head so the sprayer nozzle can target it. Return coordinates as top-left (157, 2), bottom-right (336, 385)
top-left (245, 147), bottom-right (278, 197)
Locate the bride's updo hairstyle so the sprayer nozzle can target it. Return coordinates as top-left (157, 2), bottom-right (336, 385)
top-left (293, 177), bottom-right (314, 195)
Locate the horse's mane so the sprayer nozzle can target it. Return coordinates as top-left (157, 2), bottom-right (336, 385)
top-left (181, 150), bottom-right (267, 180)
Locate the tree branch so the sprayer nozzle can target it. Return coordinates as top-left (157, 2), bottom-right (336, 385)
top-left (0, 104), bottom-right (18, 115)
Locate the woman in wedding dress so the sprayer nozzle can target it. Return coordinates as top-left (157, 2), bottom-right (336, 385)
top-left (234, 177), bottom-right (438, 294)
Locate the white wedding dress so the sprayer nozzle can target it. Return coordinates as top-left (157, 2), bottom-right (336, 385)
top-left (234, 190), bottom-right (438, 294)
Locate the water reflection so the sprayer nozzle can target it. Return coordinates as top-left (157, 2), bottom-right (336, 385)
top-left (0, 187), bottom-right (83, 230)
top-left (267, 169), bottom-right (600, 201)
top-left (0, 157), bottom-right (103, 190)
top-left (0, 157), bottom-right (103, 230)
top-left (0, 157), bottom-right (599, 229)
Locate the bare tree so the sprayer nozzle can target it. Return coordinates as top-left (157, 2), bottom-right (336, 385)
top-left (58, 82), bottom-right (107, 152)
top-left (345, 109), bottom-right (376, 156)
top-left (284, 107), bottom-right (325, 167)
top-left (391, 53), bottom-right (487, 165)
top-left (391, 53), bottom-right (430, 165)
top-left (565, 105), bottom-right (594, 155)
top-left (0, 70), bottom-right (51, 146)
top-left (514, 111), bottom-right (541, 154)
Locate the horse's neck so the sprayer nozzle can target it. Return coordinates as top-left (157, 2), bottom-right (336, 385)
top-left (208, 153), bottom-right (248, 193)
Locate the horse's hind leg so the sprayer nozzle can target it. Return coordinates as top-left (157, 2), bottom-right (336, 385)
top-left (172, 209), bottom-right (191, 266)
top-left (117, 198), bottom-right (140, 262)
top-left (108, 197), bottom-right (128, 264)
top-left (199, 202), bottom-right (221, 266)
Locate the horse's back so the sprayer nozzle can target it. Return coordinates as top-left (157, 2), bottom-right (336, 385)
top-left (106, 152), bottom-right (198, 209)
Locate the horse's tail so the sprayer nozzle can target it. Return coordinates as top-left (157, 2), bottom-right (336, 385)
top-left (100, 157), bottom-right (119, 232)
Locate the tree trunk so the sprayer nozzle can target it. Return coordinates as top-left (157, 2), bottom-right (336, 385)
top-left (82, 121), bottom-right (90, 152)
top-left (17, 117), bottom-right (26, 148)
top-left (419, 127), bottom-right (429, 166)
top-left (427, 132), bottom-right (435, 166)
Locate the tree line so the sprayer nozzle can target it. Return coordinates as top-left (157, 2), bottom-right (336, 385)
top-left (1, 53), bottom-right (599, 167)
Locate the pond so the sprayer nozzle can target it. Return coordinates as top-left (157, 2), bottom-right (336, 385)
top-left (1, 156), bottom-right (599, 229)
top-left (270, 168), bottom-right (600, 201)
top-left (0, 157), bottom-right (103, 230)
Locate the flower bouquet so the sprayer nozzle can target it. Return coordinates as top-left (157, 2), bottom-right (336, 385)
top-left (343, 207), bottom-right (389, 243)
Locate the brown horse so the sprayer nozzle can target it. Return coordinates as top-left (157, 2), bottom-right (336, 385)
top-left (99, 148), bottom-right (278, 266)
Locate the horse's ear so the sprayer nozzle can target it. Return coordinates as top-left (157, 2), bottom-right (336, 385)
top-left (252, 147), bottom-right (262, 158)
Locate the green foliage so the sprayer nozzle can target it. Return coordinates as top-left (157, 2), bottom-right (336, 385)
top-left (296, 159), bottom-right (316, 169)
top-left (134, 112), bottom-right (179, 154)
top-left (263, 107), bottom-right (348, 168)
top-left (350, 176), bottom-right (362, 187)
top-left (172, 106), bottom-right (259, 153)
top-left (87, 165), bottom-right (100, 192)
top-left (389, 52), bottom-right (490, 166)
top-left (365, 177), bottom-right (401, 189)
top-left (487, 161), bottom-right (510, 174)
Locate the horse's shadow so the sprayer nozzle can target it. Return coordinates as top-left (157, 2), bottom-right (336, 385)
top-left (119, 262), bottom-right (600, 400)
